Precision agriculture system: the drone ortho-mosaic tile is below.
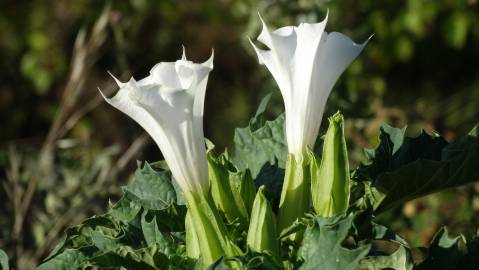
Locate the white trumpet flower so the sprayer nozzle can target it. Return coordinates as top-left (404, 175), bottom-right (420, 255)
top-left (250, 13), bottom-right (369, 159)
top-left (101, 49), bottom-right (213, 194)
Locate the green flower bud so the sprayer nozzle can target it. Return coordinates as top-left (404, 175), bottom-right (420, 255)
top-left (208, 151), bottom-right (254, 228)
top-left (311, 112), bottom-right (350, 217)
top-left (247, 186), bottom-right (280, 259)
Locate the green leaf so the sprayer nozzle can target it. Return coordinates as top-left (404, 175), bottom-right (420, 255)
top-left (140, 210), bottom-right (190, 267)
top-left (232, 95), bottom-right (287, 178)
top-left (91, 230), bottom-right (122, 252)
top-left (355, 124), bottom-right (445, 183)
top-left (357, 221), bottom-right (410, 248)
top-left (299, 214), bottom-right (370, 270)
top-left (66, 215), bottom-right (125, 247)
top-left (110, 162), bottom-right (178, 223)
top-left (254, 162), bottom-right (285, 208)
top-left (36, 157), bottom-right (191, 269)
top-left (413, 227), bottom-right (479, 270)
top-left (36, 248), bottom-right (87, 270)
top-left (359, 243), bottom-right (413, 270)
top-left (415, 228), bottom-right (467, 270)
top-left (86, 244), bottom-right (168, 270)
top-left (160, 206), bottom-right (188, 231)
top-left (353, 124), bottom-right (479, 213)
top-left (110, 191), bottom-right (142, 222)
top-left (0, 250), bottom-right (9, 270)
top-left (205, 249), bottom-right (282, 270)
top-left (461, 231), bottom-right (479, 269)
top-left (231, 95), bottom-right (288, 209)
top-left (141, 211), bottom-right (168, 247)
top-left (125, 162), bottom-right (177, 210)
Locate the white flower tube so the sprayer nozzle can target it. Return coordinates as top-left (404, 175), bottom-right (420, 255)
top-left (250, 13), bottom-right (369, 159)
top-left (100, 49), bottom-right (212, 194)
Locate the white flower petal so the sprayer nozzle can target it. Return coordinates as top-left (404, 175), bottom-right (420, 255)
top-left (107, 71), bottom-right (125, 87)
top-left (148, 62), bottom-right (183, 89)
top-left (251, 13), bottom-right (369, 158)
top-left (102, 50), bottom-right (213, 193)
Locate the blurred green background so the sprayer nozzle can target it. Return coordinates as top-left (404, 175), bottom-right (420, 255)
top-left (1, 0), bottom-right (479, 269)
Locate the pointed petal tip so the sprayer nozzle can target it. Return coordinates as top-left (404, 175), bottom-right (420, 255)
top-left (257, 12), bottom-right (269, 36)
top-left (107, 71), bottom-right (124, 87)
top-left (248, 37), bottom-right (266, 64)
top-left (355, 34), bottom-right (374, 50)
top-left (257, 11), bottom-right (264, 22)
top-left (210, 48), bottom-right (215, 61)
top-left (181, 45), bottom-right (187, 60)
top-left (97, 87), bottom-right (111, 102)
top-left (366, 33), bottom-right (375, 43)
top-left (322, 9), bottom-right (329, 23)
top-left (202, 49), bottom-right (214, 69)
top-left (247, 37), bottom-right (256, 47)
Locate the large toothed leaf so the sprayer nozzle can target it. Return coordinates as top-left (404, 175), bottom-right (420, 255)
top-left (205, 249), bottom-right (282, 270)
top-left (403, 227), bottom-right (479, 270)
top-left (232, 95), bottom-right (287, 178)
top-left (353, 123), bottom-right (479, 213)
top-left (110, 162), bottom-right (179, 222)
top-left (232, 94), bottom-right (287, 205)
top-left (299, 214), bottom-right (370, 270)
top-left (37, 161), bottom-right (189, 270)
top-left (124, 162), bottom-right (177, 210)
top-left (86, 244), bottom-right (169, 269)
top-left (359, 244), bottom-right (413, 270)
top-left (36, 248), bottom-right (88, 270)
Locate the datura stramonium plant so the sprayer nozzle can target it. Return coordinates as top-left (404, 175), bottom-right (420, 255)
top-left (100, 49), bottom-right (239, 268)
top-left (250, 13), bottom-right (369, 234)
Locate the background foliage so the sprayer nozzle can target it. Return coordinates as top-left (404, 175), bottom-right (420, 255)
top-left (1, 0), bottom-right (478, 269)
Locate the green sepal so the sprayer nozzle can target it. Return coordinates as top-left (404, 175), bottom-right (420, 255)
top-left (233, 168), bottom-right (255, 221)
top-left (207, 150), bottom-right (254, 228)
top-left (247, 186), bottom-right (280, 259)
top-left (183, 190), bottom-right (242, 269)
top-left (311, 112), bottom-right (350, 217)
top-left (185, 211), bottom-right (200, 260)
top-left (278, 154), bottom-right (311, 239)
